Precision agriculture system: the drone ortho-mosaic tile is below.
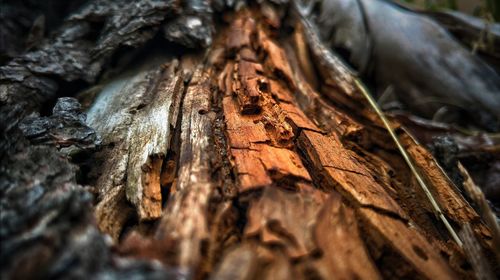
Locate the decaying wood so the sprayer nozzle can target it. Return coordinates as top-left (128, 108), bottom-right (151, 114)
top-left (156, 64), bottom-right (215, 269)
top-left (459, 223), bottom-right (496, 280)
top-left (459, 163), bottom-right (500, 264)
top-left (208, 9), bottom-right (494, 279)
top-left (1, 1), bottom-right (499, 280)
top-left (88, 67), bottom-right (161, 239)
top-left (292, 17), bottom-right (491, 242)
top-left (86, 60), bottom-right (184, 237)
top-left (125, 62), bottom-right (183, 221)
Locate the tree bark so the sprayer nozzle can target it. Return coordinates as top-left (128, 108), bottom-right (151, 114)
top-left (1, 1), bottom-right (498, 280)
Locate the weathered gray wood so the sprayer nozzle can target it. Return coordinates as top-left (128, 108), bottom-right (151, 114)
top-left (87, 60), bottom-right (184, 237)
top-left (87, 66), bottom-right (163, 238)
top-left (156, 64), bottom-right (215, 270)
top-left (125, 61), bottom-right (184, 221)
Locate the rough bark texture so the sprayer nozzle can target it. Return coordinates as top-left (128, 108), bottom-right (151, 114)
top-left (1, 1), bottom-right (499, 280)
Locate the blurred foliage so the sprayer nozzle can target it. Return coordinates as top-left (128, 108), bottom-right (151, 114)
top-left (397, 0), bottom-right (461, 10)
top-left (485, 0), bottom-right (500, 22)
top-left (397, 0), bottom-right (499, 22)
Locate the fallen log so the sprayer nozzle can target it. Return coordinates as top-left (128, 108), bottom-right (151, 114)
top-left (1, 1), bottom-right (498, 279)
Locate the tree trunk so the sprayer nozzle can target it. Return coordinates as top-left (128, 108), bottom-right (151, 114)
top-left (1, 1), bottom-right (498, 280)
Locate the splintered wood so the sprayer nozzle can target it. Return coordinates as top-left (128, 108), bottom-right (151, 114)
top-left (125, 62), bottom-right (183, 221)
top-left (156, 66), bottom-right (215, 269)
top-left (87, 63), bottom-right (184, 237)
top-left (87, 8), bottom-right (495, 280)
